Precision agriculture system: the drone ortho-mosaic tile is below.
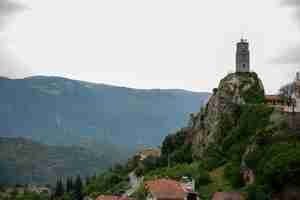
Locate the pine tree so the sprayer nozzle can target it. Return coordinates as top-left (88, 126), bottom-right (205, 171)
top-left (66, 177), bottom-right (73, 193)
top-left (54, 178), bottom-right (65, 197)
top-left (92, 173), bottom-right (97, 181)
top-left (73, 175), bottom-right (83, 200)
top-left (85, 176), bottom-right (90, 185)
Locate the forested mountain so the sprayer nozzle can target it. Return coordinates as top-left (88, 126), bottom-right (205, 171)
top-left (0, 76), bottom-right (209, 148)
top-left (0, 76), bottom-right (209, 185)
top-left (0, 137), bottom-right (108, 185)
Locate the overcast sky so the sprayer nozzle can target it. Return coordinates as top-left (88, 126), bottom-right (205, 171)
top-left (0, 0), bottom-right (299, 93)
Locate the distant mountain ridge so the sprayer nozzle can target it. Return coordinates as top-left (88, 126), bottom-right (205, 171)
top-left (0, 137), bottom-right (108, 185)
top-left (0, 75), bottom-right (209, 148)
top-left (0, 76), bottom-right (209, 185)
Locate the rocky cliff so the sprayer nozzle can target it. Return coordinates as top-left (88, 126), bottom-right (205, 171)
top-left (188, 72), bottom-right (265, 158)
top-left (160, 72), bottom-right (300, 198)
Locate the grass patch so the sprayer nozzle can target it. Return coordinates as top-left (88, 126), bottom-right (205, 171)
top-left (198, 166), bottom-right (233, 200)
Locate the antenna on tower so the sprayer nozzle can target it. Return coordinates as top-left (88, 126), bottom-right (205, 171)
top-left (240, 30), bottom-right (247, 42)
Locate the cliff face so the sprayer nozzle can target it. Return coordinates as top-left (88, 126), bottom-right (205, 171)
top-left (189, 72), bottom-right (265, 158)
top-left (154, 72), bottom-right (300, 198)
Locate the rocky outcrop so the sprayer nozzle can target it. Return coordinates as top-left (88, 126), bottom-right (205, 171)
top-left (188, 72), bottom-right (265, 158)
top-left (160, 72), bottom-right (300, 198)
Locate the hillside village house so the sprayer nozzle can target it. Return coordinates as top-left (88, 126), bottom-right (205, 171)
top-left (265, 95), bottom-right (285, 106)
top-left (265, 72), bottom-right (300, 113)
top-left (145, 179), bottom-right (199, 200)
top-left (291, 72), bottom-right (300, 112)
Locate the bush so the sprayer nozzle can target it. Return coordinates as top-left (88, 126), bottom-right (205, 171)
top-left (224, 162), bottom-right (244, 188)
top-left (201, 144), bottom-right (227, 170)
top-left (245, 185), bottom-right (271, 200)
top-left (257, 142), bottom-right (300, 190)
top-left (170, 144), bottom-right (193, 164)
top-left (145, 163), bottom-right (210, 186)
top-left (194, 168), bottom-right (211, 186)
top-left (161, 130), bottom-right (186, 156)
top-left (135, 156), bottom-right (161, 177)
top-left (132, 185), bottom-right (147, 200)
top-left (161, 130), bottom-right (193, 167)
top-left (222, 105), bottom-right (273, 161)
top-left (84, 168), bottom-right (129, 196)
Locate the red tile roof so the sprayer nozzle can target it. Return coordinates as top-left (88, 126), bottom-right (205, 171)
top-left (265, 95), bottom-right (281, 101)
top-left (145, 179), bottom-right (187, 200)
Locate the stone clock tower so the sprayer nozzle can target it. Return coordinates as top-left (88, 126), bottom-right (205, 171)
top-left (236, 38), bottom-right (250, 73)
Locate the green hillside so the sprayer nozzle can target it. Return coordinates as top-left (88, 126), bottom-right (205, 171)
top-left (0, 76), bottom-right (209, 148)
top-left (0, 137), bottom-right (109, 185)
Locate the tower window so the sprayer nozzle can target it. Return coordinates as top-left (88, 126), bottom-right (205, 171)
top-left (243, 64), bottom-right (246, 68)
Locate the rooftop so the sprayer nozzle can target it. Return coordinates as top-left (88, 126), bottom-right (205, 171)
top-left (145, 179), bottom-right (187, 199)
top-left (265, 95), bottom-right (282, 101)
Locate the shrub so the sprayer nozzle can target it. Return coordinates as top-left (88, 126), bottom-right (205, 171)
top-left (245, 185), bottom-right (271, 200)
top-left (224, 162), bottom-right (244, 188)
top-left (132, 185), bottom-right (147, 200)
top-left (222, 105), bottom-right (273, 161)
top-left (201, 144), bottom-right (227, 170)
top-left (145, 163), bottom-right (210, 185)
top-left (161, 130), bottom-right (186, 156)
top-left (194, 168), bottom-right (211, 186)
top-left (257, 142), bottom-right (300, 190)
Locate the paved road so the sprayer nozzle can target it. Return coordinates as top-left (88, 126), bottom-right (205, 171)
top-left (123, 172), bottom-right (143, 197)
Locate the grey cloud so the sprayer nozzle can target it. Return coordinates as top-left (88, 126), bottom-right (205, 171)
top-left (272, 0), bottom-right (300, 65)
top-left (0, 0), bottom-right (26, 29)
top-left (0, 42), bottom-right (30, 78)
top-left (0, 1), bottom-right (27, 78)
top-left (282, 0), bottom-right (300, 27)
top-left (272, 45), bottom-right (300, 64)
top-left (281, 0), bottom-right (300, 6)
top-left (0, 0), bottom-right (25, 15)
